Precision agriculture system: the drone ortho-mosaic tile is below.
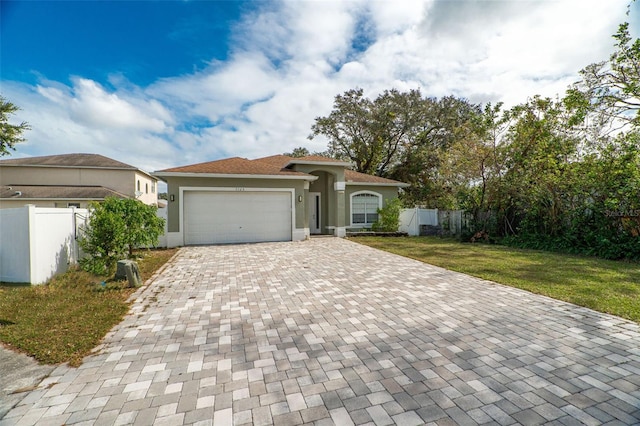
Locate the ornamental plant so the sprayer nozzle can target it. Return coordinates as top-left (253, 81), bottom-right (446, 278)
top-left (372, 198), bottom-right (403, 232)
top-left (79, 197), bottom-right (165, 274)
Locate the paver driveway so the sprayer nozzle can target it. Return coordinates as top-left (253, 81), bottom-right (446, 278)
top-left (2, 238), bottom-right (640, 425)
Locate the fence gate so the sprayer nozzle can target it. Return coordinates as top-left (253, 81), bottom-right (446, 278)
top-left (399, 208), bottom-right (466, 236)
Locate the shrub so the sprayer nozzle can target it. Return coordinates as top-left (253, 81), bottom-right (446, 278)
top-left (372, 198), bottom-right (402, 232)
top-left (79, 197), bottom-right (165, 274)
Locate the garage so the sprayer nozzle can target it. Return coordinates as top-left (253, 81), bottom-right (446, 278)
top-left (183, 190), bottom-right (292, 245)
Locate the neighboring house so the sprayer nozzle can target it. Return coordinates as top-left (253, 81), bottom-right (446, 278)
top-left (0, 153), bottom-right (158, 209)
top-left (154, 154), bottom-right (408, 247)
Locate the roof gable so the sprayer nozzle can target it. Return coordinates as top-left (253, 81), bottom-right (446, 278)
top-left (296, 155), bottom-right (348, 163)
top-left (156, 154), bottom-right (407, 186)
top-left (254, 155), bottom-right (351, 168)
top-left (157, 157), bottom-right (308, 177)
top-left (253, 155), bottom-right (293, 169)
top-left (345, 170), bottom-right (408, 186)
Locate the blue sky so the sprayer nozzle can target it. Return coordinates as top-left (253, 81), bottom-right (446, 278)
top-left (2, 1), bottom-right (246, 86)
top-left (1, 0), bottom-right (637, 175)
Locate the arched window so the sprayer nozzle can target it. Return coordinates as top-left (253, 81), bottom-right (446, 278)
top-left (350, 191), bottom-right (382, 226)
top-left (137, 180), bottom-right (141, 191)
top-left (145, 183), bottom-right (149, 194)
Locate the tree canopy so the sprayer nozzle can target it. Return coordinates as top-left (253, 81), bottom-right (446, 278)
top-left (309, 89), bottom-right (479, 206)
top-left (308, 13), bottom-right (640, 259)
top-left (0, 96), bottom-right (30, 156)
top-left (309, 88), bottom-right (428, 176)
top-left (284, 147), bottom-right (311, 157)
top-left (566, 22), bottom-right (640, 130)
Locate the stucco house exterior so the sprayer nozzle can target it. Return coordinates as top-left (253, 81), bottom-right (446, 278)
top-left (0, 153), bottom-right (158, 209)
top-left (154, 154), bottom-right (408, 247)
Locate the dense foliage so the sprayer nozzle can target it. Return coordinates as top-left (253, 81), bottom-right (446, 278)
top-left (0, 96), bottom-right (30, 156)
top-left (310, 89), bottom-right (480, 207)
top-left (312, 19), bottom-right (640, 260)
top-left (79, 197), bottom-right (165, 274)
top-left (372, 198), bottom-right (403, 232)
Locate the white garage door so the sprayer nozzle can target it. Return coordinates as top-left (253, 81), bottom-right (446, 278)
top-left (183, 191), bottom-right (292, 245)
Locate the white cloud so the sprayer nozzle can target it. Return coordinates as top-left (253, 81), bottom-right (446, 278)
top-left (3, 0), bottom-right (633, 172)
top-left (150, 51), bottom-right (281, 124)
top-left (368, 0), bottom-right (428, 37)
top-left (68, 78), bottom-right (172, 132)
top-left (2, 80), bottom-right (179, 173)
top-left (280, 1), bottom-right (359, 63)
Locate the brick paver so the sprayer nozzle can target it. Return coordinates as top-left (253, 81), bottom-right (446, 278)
top-left (2, 238), bottom-right (640, 425)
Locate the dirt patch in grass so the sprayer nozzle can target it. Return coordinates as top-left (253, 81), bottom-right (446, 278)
top-left (354, 237), bottom-right (640, 323)
top-left (0, 248), bottom-right (178, 366)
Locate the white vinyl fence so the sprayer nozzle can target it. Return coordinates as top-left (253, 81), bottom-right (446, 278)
top-left (399, 208), bottom-right (437, 235)
top-left (156, 207), bottom-right (168, 248)
top-left (0, 205), bottom-right (88, 284)
top-left (399, 208), bottom-right (467, 236)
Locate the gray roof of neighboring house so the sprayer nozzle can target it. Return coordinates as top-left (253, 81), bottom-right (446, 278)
top-left (0, 185), bottom-right (130, 200)
top-left (0, 153), bottom-right (157, 180)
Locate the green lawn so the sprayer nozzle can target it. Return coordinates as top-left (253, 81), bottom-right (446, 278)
top-left (353, 236), bottom-right (640, 323)
top-left (0, 248), bottom-right (178, 366)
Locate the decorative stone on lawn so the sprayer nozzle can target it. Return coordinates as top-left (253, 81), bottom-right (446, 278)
top-left (115, 259), bottom-right (142, 288)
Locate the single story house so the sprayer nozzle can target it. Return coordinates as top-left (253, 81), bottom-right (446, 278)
top-left (154, 154), bottom-right (409, 247)
top-left (0, 153), bottom-right (158, 208)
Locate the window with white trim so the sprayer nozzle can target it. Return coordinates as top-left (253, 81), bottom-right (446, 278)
top-left (351, 192), bottom-right (381, 225)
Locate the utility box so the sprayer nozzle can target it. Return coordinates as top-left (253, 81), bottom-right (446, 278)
top-left (116, 260), bottom-right (142, 288)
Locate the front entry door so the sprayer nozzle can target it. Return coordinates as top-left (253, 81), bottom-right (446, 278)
top-left (309, 192), bottom-right (321, 234)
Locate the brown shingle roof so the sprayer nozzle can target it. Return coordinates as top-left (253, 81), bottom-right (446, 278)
top-left (253, 155), bottom-right (293, 168)
top-left (0, 153), bottom-right (136, 169)
top-left (296, 155), bottom-right (348, 163)
top-left (157, 154), bottom-right (407, 186)
top-left (345, 170), bottom-right (406, 185)
top-left (0, 185), bottom-right (129, 200)
top-left (254, 154), bottom-right (352, 168)
top-left (156, 157), bottom-right (308, 176)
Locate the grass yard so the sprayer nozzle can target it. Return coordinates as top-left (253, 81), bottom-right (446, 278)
top-left (0, 248), bottom-right (178, 366)
top-left (354, 236), bottom-right (640, 323)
